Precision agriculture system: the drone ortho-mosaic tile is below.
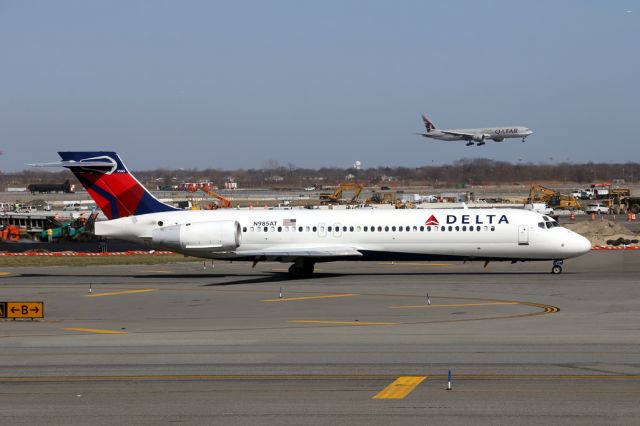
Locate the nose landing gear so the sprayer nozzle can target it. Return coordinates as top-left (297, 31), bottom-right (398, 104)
top-left (551, 260), bottom-right (563, 274)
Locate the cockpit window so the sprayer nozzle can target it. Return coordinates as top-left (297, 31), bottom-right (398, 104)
top-left (543, 216), bottom-right (550, 222)
top-left (538, 222), bottom-right (545, 229)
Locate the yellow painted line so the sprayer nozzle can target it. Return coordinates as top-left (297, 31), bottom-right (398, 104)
top-left (289, 320), bottom-right (399, 326)
top-left (64, 328), bottom-right (128, 335)
top-left (373, 376), bottom-right (427, 399)
top-left (379, 262), bottom-right (450, 266)
top-left (0, 272), bottom-right (11, 276)
top-left (140, 270), bottom-right (172, 274)
top-left (391, 302), bottom-right (520, 309)
top-left (263, 293), bottom-right (357, 302)
top-left (85, 288), bottom-right (157, 298)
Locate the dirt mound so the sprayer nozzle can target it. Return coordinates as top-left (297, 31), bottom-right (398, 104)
top-left (564, 220), bottom-right (639, 246)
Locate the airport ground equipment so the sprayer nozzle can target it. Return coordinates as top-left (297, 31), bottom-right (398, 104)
top-left (319, 183), bottom-right (364, 205)
top-left (186, 183), bottom-right (232, 209)
top-left (526, 184), bottom-right (581, 210)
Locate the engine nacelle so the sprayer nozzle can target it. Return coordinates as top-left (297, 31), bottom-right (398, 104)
top-left (471, 134), bottom-right (487, 142)
top-left (151, 220), bottom-right (241, 251)
top-left (492, 137), bottom-right (505, 142)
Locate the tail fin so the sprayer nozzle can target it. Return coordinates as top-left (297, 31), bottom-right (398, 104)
top-left (57, 151), bottom-right (178, 220)
top-left (422, 114), bottom-right (436, 132)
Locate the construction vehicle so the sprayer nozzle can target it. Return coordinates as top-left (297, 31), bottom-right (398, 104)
top-left (40, 212), bottom-right (99, 241)
top-left (187, 183), bottom-right (232, 209)
top-left (526, 184), bottom-right (581, 210)
top-left (1, 225), bottom-right (27, 241)
top-left (365, 191), bottom-right (396, 205)
top-left (319, 183), bottom-right (364, 205)
top-left (27, 180), bottom-right (75, 194)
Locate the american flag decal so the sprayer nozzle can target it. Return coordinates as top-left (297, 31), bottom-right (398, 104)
top-left (283, 218), bottom-right (297, 226)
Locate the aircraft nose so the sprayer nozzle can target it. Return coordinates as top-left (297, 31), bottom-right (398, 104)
top-left (568, 232), bottom-right (592, 257)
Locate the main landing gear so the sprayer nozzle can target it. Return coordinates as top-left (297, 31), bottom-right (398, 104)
top-left (288, 260), bottom-right (315, 278)
top-left (465, 141), bottom-right (474, 146)
top-left (551, 260), bottom-right (563, 274)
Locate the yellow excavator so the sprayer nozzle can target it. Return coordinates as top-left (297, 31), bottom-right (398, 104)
top-left (319, 183), bottom-right (364, 205)
top-left (526, 184), bottom-right (581, 210)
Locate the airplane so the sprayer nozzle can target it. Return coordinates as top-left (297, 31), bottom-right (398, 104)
top-left (417, 114), bottom-right (533, 146)
top-left (31, 152), bottom-right (590, 277)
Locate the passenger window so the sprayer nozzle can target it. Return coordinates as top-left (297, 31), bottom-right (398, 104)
top-left (441, 226), bottom-right (445, 232)
top-left (298, 226), bottom-right (303, 232)
top-left (242, 227), bottom-right (247, 232)
top-left (328, 226), bottom-right (332, 232)
top-left (349, 226), bottom-right (354, 232)
top-left (278, 226), bottom-right (282, 232)
top-left (250, 227), bottom-right (255, 232)
top-left (490, 226), bottom-right (495, 231)
top-left (356, 226), bottom-right (361, 232)
top-left (385, 226), bottom-right (389, 232)
top-left (398, 226), bottom-right (402, 232)
top-left (378, 226), bottom-right (382, 232)
top-left (256, 227), bottom-right (260, 232)
top-left (313, 226), bottom-right (317, 232)
top-left (469, 226), bottom-right (473, 232)
top-left (407, 226), bottom-right (411, 232)
top-left (364, 226), bottom-right (368, 232)
top-left (343, 226), bottom-right (347, 232)
top-left (455, 226), bottom-right (459, 231)
top-left (270, 226), bottom-right (275, 232)
top-left (482, 226), bottom-right (487, 231)
top-left (448, 226), bottom-right (453, 231)
top-left (264, 227), bottom-right (268, 232)
top-left (412, 226), bottom-right (417, 231)
top-left (462, 226), bottom-right (466, 231)
top-left (420, 226), bottom-right (425, 232)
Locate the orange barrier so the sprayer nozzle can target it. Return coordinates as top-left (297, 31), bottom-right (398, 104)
top-left (592, 245), bottom-right (640, 250)
top-left (0, 250), bottom-right (175, 257)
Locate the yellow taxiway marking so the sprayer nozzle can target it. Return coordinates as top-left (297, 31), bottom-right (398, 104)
top-left (85, 288), bottom-right (157, 298)
top-left (140, 270), bottom-right (172, 274)
top-left (263, 294), bottom-right (357, 302)
top-left (373, 376), bottom-right (427, 399)
top-left (0, 272), bottom-right (11, 276)
top-left (379, 262), bottom-right (450, 267)
top-left (289, 320), bottom-right (399, 326)
top-left (64, 328), bottom-right (128, 335)
top-left (391, 302), bottom-right (520, 309)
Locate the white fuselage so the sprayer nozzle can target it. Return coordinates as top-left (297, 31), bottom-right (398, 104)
top-left (428, 126), bottom-right (532, 142)
top-left (96, 208), bottom-right (591, 262)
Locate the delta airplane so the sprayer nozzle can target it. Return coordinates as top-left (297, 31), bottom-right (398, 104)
top-left (417, 114), bottom-right (533, 146)
top-left (32, 152), bottom-right (589, 277)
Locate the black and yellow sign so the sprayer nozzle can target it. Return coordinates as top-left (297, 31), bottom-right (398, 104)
top-left (4, 302), bottom-right (44, 319)
top-left (0, 302), bottom-right (5, 319)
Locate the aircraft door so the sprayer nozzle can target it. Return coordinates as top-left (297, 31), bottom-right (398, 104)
top-left (518, 224), bottom-right (529, 245)
top-left (318, 223), bottom-right (327, 238)
top-left (333, 223), bottom-right (342, 238)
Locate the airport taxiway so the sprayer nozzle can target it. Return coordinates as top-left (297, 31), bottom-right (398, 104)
top-left (1, 252), bottom-right (639, 425)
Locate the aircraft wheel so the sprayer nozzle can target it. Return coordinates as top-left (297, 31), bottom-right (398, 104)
top-left (288, 262), bottom-right (314, 278)
top-left (551, 265), bottom-right (562, 274)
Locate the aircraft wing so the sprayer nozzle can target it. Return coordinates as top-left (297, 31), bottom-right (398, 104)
top-left (439, 131), bottom-right (477, 139)
top-left (234, 245), bottom-right (363, 259)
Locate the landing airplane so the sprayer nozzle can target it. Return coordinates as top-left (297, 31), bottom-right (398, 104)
top-left (417, 114), bottom-right (533, 146)
top-left (32, 152), bottom-right (589, 277)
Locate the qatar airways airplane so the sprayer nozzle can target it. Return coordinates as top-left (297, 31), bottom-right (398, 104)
top-left (417, 114), bottom-right (533, 146)
top-left (32, 152), bottom-right (590, 277)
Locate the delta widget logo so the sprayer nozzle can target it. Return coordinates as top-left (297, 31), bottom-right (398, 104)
top-left (425, 215), bottom-right (439, 226)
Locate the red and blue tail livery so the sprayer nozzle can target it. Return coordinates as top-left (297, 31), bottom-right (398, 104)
top-left (57, 151), bottom-right (177, 220)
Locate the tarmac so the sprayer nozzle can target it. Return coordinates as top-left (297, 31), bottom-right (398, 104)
top-left (1, 251), bottom-right (639, 425)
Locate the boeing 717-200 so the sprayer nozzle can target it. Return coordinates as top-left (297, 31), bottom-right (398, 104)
top-left (32, 152), bottom-right (588, 277)
top-left (417, 114), bottom-right (533, 146)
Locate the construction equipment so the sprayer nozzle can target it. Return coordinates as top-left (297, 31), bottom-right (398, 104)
top-left (188, 183), bottom-right (232, 209)
top-left (365, 191), bottom-right (397, 205)
top-left (526, 184), bottom-right (582, 210)
top-left (40, 212), bottom-right (99, 241)
top-left (1, 225), bottom-right (26, 241)
top-left (319, 183), bottom-right (364, 205)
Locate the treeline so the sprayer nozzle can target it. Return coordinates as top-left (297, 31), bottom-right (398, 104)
top-left (2, 158), bottom-right (639, 189)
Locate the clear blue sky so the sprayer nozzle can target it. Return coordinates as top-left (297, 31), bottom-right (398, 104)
top-left (0, 0), bottom-right (637, 171)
